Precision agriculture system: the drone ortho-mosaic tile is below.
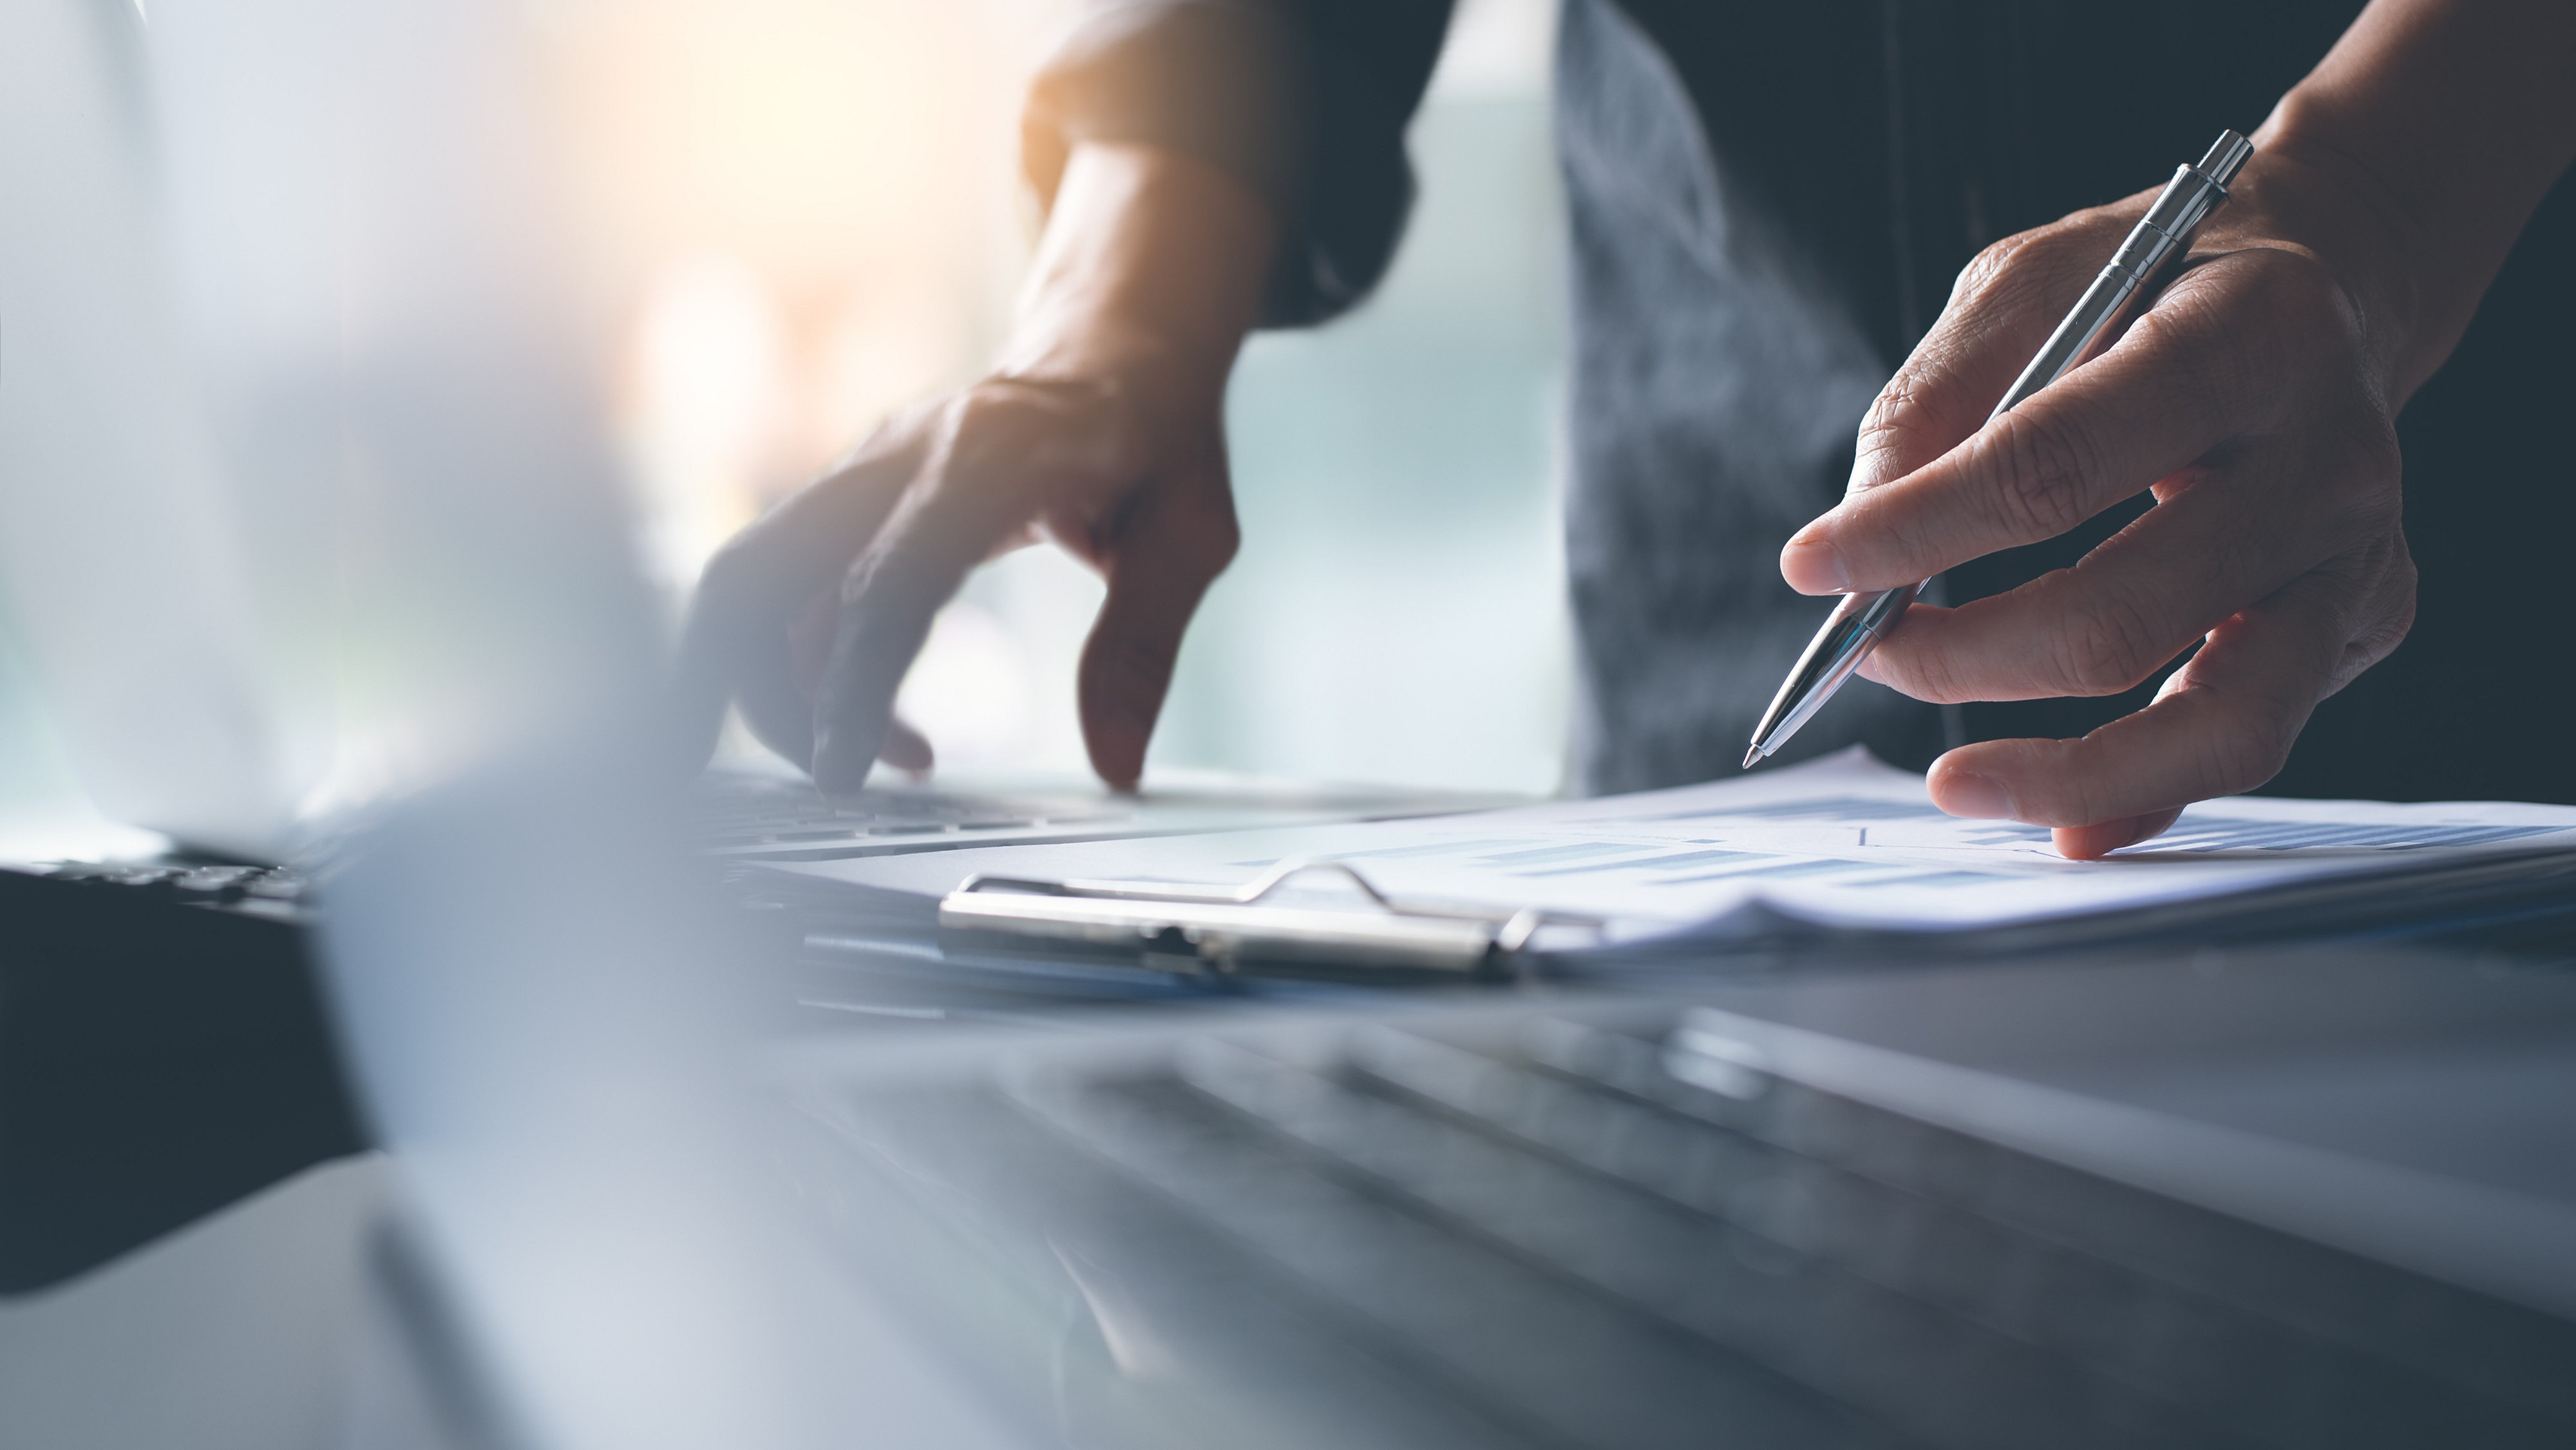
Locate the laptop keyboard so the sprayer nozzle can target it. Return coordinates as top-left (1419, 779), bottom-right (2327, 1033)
top-left (33, 860), bottom-right (312, 921)
top-left (690, 773), bottom-right (1122, 851)
top-left (811, 1011), bottom-right (2576, 1450)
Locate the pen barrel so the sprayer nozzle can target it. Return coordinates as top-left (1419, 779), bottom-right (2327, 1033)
top-left (1988, 144), bottom-right (2242, 423)
top-left (1993, 266), bottom-right (2145, 419)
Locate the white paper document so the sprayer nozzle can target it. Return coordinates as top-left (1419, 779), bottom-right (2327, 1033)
top-left (779, 749), bottom-right (2576, 946)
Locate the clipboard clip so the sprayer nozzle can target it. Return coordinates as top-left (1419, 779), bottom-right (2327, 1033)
top-left (939, 857), bottom-right (1604, 976)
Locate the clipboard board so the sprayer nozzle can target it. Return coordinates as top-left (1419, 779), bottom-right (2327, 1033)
top-left (939, 858), bottom-right (1605, 977)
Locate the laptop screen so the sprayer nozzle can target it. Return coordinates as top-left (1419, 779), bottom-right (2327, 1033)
top-left (0, 0), bottom-right (656, 861)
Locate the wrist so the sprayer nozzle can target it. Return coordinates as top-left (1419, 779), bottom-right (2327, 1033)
top-left (2240, 104), bottom-right (2432, 401)
top-left (1001, 313), bottom-right (1231, 424)
top-left (995, 142), bottom-right (1274, 414)
top-left (2245, 0), bottom-right (2576, 405)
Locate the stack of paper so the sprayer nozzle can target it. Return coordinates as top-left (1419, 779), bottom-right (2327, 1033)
top-left (772, 749), bottom-right (2576, 953)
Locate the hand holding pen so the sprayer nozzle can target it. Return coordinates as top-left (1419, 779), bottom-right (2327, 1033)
top-left (1765, 4), bottom-right (2576, 859)
top-left (1750, 132), bottom-right (2255, 780)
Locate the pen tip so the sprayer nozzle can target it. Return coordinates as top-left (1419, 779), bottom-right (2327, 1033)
top-left (1742, 745), bottom-right (1763, 770)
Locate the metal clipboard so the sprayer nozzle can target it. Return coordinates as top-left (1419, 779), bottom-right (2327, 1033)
top-left (938, 858), bottom-right (1605, 976)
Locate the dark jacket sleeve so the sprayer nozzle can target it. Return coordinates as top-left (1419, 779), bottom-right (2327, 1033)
top-left (1021, 0), bottom-right (1457, 329)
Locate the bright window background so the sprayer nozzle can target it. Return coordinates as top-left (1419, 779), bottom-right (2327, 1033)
top-left (1159, 0), bottom-right (1571, 793)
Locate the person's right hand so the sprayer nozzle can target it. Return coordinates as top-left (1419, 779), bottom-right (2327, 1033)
top-left (672, 144), bottom-right (1276, 794)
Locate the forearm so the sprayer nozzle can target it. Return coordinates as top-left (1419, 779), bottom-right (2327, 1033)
top-left (998, 142), bottom-right (1276, 408)
top-left (2256, 0), bottom-right (2576, 402)
top-left (1023, 1), bottom-right (1455, 328)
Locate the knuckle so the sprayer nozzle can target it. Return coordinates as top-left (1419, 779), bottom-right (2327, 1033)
top-left (1894, 647), bottom-right (1969, 706)
top-left (1110, 475), bottom-right (1242, 584)
top-left (1871, 604), bottom-right (1974, 705)
top-left (2351, 541), bottom-right (2418, 665)
top-left (2385, 541), bottom-right (2420, 610)
top-left (2353, 611), bottom-right (2413, 672)
top-left (945, 376), bottom-right (1141, 493)
top-left (2134, 248), bottom-right (2365, 418)
top-left (2056, 589), bottom-right (2170, 696)
top-left (2116, 299), bottom-right (2222, 379)
top-left (2347, 413), bottom-right (2404, 495)
top-left (2347, 488), bottom-right (2403, 548)
top-left (2246, 245), bottom-right (2356, 326)
top-left (1866, 640), bottom-right (1938, 703)
top-left (1201, 502), bottom-right (1243, 571)
top-left (1987, 408), bottom-right (2101, 539)
top-left (1857, 365), bottom-right (1927, 438)
top-left (1947, 238), bottom-right (2025, 318)
top-left (1955, 209), bottom-right (2122, 307)
top-left (2125, 293), bottom-right (2266, 421)
top-left (2204, 711), bottom-right (2295, 796)
top-left (2308, 413), bottom-right (2405, 550)
top-left (1146, 461), bottom-right (1244, 578)
top-left (1852, 364), bottom-right (1958, 484)
top-left (1957, 234), bottom-right (2023, 296)
top-left (2228, 247), bottom-right (2363, 376)
top-left (945, 382), bottom-right (1050, 458)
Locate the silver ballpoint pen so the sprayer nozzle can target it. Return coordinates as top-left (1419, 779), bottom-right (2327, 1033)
top-left (1743, 128), bottom-right (2255, 770)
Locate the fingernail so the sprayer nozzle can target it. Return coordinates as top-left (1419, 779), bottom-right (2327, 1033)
top-left (1781, 536), bottom-right (1851, 594)
top-left (1938, 772), bottom-right (2013, 819)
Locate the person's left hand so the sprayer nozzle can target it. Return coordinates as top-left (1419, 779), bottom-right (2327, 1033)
top-left (1779, 140), bottom-right (2418, 859)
